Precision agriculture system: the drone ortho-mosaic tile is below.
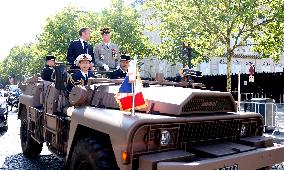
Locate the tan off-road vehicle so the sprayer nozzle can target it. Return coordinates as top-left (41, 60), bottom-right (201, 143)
top-left (18, 65), bottom-right (284, 170)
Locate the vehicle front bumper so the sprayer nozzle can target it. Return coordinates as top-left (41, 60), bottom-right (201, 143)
top-left (156, 144), bottom-right (284, 170)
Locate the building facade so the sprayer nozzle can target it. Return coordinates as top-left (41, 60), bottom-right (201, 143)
top-left (133, 1), bottom-right (284, 78)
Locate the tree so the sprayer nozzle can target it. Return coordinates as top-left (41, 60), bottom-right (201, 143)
top-left (252, 2), bottom-right (284, 61)
top-left (38, 2), bottom-right (155, 62)
top-left (146, 0), bottom-right (284, 92)
top-left (1, 2), bottom-right (155, 84)
top-left (0, 44), bottom-right (34, 83)
top-left (26, 43), bottom-right (47, 75)
top-left (37, 6), bottom-right (99, 62)
top-left (96, 0), bottom-right (156, 59)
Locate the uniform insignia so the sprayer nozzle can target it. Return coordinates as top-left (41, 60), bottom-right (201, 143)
top-left (68, 74), bottom-right (84, 86)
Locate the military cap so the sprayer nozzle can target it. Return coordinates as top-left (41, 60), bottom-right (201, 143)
top-left (74, 54), bottom-right (92, 66)
top-left (120, 54), bottom-right (130, 61)
top-left (46, 55), bottom-right (56, 61)
top-left (100, 27), bottom-right (111, 35)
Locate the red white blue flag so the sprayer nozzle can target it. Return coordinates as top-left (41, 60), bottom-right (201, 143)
top-left (115, 76), bottom-right (147, 112)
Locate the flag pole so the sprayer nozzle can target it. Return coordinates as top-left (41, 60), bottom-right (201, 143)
top-left (131, 56), bottom-right (137, 116)
top-left (131, 79), bottom-right (136, 116)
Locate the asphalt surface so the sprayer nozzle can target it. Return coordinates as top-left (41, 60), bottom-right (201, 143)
top-left (1, 98), bottom-right (284, 169)
top-left (0, 98), bottom-right (64, 170)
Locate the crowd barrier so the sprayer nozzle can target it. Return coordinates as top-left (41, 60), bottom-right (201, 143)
top-left (240, 101), bottom-right (277, 131)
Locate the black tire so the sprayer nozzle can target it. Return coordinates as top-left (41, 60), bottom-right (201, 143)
top-left (20, 107), bottom-right (43, 158)
top-left (2, 125), bottom-right (8, 131)
top-left (69, 137), bottom-right (118, 170)
top-left (0, 125), bottom-right (8, 131)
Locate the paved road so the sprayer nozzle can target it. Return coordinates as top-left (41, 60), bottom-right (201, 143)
top-left (0, 101), bottom-right (64, 170)
top-left (1, 99), bottom-right (284, 169)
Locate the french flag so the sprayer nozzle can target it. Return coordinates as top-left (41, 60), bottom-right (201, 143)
top-left (115, 76), bottom-right (147, 112)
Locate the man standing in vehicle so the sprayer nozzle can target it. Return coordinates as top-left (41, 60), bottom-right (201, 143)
top-left (41, 55), bottom-right (56, 82)
top-left (67, 28), bottom-right (95, 69)
top-left (94, 27), bottom-right (120, 71)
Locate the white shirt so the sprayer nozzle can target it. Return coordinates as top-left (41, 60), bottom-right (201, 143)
top-left (80, 38), bottom-right (85, 49)
top-left (104, 42), bottom-right (111, 48)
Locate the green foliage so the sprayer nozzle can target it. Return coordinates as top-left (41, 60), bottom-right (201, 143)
top-left (0, 44), bottom-right (34, 83)
top-left (94, 0), bottom-right (155, 59)
top-left (38, 6), bottom-right (98, 61)
top-left (38, 2), bottom-right (155, 61)
top-left (145, 0), bottom-right (284, 91)
top-left (252, 1), bottom-right (284, 61)
top-left (0, 1), bottom-right (155, 84)
top-left (146, 0), bottom-right (284, 59)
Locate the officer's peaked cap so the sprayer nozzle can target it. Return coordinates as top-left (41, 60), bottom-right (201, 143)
top-left (46, 55), bottom-right (56, 61)
top-left (75, 54), bottom-right (92, 66)
top-left (100, 27), bottom-right (111, 35)
top-left (120, 54), bottom-right (130, 61)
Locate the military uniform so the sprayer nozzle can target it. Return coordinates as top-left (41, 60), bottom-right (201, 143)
top-left (94, 43), bottom-right (119, 68)
top-left (109, 54), bottom-right (130, 79)
top-left (94, 28), bottom-right (120, 69)
top-left (41, 65), bottom-right (55, 82)
top-left (41, 55), bottom-right (55, 82)
top-left (66, 54), bottom-right (94, 93)
top-left (66, 71), bottom-right (94, 93)
top-left (109, 68), bottom-right (127, 79)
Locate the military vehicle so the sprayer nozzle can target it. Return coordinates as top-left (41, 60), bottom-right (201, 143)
top-left (17, 65), bottom-right (284, 170)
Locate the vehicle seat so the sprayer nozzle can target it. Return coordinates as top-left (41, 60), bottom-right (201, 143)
top-left (40, 81), bottom-right (52, 105)
top-left (55, 65), bottom-right (67, 91)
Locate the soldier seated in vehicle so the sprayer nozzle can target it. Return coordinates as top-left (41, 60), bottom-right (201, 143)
top-left (109, 54), bottom-right (130, 79)
top-left (41, 55), bottom-right (56, 82)
top-left (66, 54), bottom-right (94, 93)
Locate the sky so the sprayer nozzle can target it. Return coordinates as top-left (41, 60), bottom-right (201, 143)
top-left (0, 0), bottom-right (131, 60)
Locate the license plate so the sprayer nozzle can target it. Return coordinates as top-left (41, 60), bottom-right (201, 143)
top-left (215, 164), bottom-right (238, 170)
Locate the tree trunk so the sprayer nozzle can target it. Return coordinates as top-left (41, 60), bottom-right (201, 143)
top-left (226, 48), bottom-right (232, 92)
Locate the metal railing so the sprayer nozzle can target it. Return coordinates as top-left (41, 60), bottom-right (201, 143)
top-left (240, 101), bottom-right (277, 129)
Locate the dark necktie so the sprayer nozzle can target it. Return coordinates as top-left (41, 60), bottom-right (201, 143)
top-left (83, 41), bottom-right (87, 49)
top-left (85, 74), bottom-right (88, 81)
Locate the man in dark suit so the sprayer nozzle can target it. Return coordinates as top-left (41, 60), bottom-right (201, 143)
top-left (41, 55), bottom-right (56, 82)
top-left (67, 28), bottom-right (95, 69)
top-left (94, 28), bottom-right (120, 71)
top-left (109, 54), bottom-right (130, 79)
top-left (66, 54), bottom-right (95, 93)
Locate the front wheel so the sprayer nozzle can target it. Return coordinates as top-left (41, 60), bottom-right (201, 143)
top-left (69, 137), bottom-right (118, 170)
top-left (20, 107), bottom-right (42, 158)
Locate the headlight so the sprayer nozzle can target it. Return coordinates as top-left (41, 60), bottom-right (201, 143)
top-left (141, 125), bottom-right (181, 151)
top-left (160, 130), bottom-right (171, 146)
